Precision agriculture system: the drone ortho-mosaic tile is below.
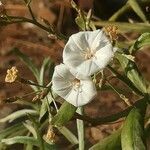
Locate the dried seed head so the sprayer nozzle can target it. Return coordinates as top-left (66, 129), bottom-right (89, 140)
top-left (44, 125), bottom-right (55, 143)
top-left (5, 66), bottom-right (18, 83)
top-left (104, 25), bottom-right (118, 41)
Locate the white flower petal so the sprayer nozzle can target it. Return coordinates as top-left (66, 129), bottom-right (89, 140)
top-left (90, 30), bottom-right (110, 50)
top-left (63, 29), bottom-right (114, 77)
top-left (64, 79), bottom-right (96, 107)
top-left (94, 44), bottom-right (114, 69)
top-left (76, 59), bottom-right (99, 77)
top-left (54, 63), bottom-right (75, 81)
top-left (52, 64), bottom-right (73, 97)
top-left (52, 64), bottom-right (97, 107)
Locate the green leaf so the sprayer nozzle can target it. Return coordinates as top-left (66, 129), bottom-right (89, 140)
top-left (129, 33), bottom-right (150, 54)
top-left (40, 57), bottom-right (52, 85)
top-left (13, 48), bottom-right (40, 81)
top-left (48, 62), bottom-right (55, 80)
top-left (128, 0), bottom-right (147, 22)
top-left (75, 14), bottom-right (96, 31)
top-left (29, 80), bottom-right (39, 91)
top-left (51, 101), bottom-right (77, 127)
top-left (75, 16), bottom-right (86, 30)
top-left (1, 136), bottom-right (56, 149)
top-left (27, 114), bottom-right (45, 150)
top-left (23, 121), bottom-right (37, 138)
top-left (94, 21), bottom-right (150, 33)
top-left (121, 108), bottom-right (146, 150)
top-left (115, 52), bottom-right (147, 94)
top-left (26, 143), bottom-right (33, 150)
top-left (57, 126), bottom-right (78, 145)
top-left (14, 99), bottom-right (38, 110)
top-left (0, 109), bottom-right (38, 123)
top-left (39, 99), bottom-right (48, 121)
top-left (77, 107), bottom-right (84, 150)
top-left (89, 129), bottom-right (121, 150)
top-left (0, 123), bottom-right (24, 140)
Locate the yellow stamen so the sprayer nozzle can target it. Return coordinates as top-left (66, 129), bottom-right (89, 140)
top-left (82, 48), bottom-right (95, 60)
top-left (72, 78), bottom-right (80, 89)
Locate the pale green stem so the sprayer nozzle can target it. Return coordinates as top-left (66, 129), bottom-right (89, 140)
top-left (109, 4), bottom-right (130, 21)
top-left (109, 0), bottom-right (149, 21)
top-left (77, 107), bottom-right (84, 150)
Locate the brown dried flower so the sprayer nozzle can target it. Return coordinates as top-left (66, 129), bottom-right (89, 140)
top-left (5, 66), bottom-right (18, 83)
top-left (104, 25), bottom-right (118, 41)
top-left (44, 125), bottom-right (55, 143)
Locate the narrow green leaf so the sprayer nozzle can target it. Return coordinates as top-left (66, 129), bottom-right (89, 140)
top-left (27, 114), bottom-right (45, 150)
top-left (13, 48), bottom-right (40, 81)
top-left (58, 126), bottom-right (78, 145)
top-left (26, 143), bottom-right (33, 150)
top-left (40, 57), bottom-right (51, 85)
top-left (129, 32), bottom-right (150, 54)
top-left (23, 121), bottom-right (37, 138)
top-left (0, 123), bottom-right (24, 140)
top-left (121, 108), bottom-right (146, 150)
top-left (94, 21), bottom-right (150, 33)
top-left (1, 136), bottom-right (56, 149)
top-left (77, 107), bottom-right (84, 150)
top-left (89, 129), bottom-right (121, 150)
top-left (48, 62), bottom-right (55, 80)
top-left (128, 0), bottom-right (147, 22)
top-left (51, 101), bottom-right (77, 127)
top-left (75, 16), bottom-right (86, 30)
top-left (0, 109), bottom-right (38, 123)
top-left (75, 15), bottom-right (96, 31)
top-left (39, 99), bottom-right (48, 121)
top-left (29, 80), bottom-right (39, 91)
top-left (115, 52), bottom-right (147, 94)
top-left (14, 99), bottom-right (38, 110)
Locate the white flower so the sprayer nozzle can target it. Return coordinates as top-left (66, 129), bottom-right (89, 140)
top-left (63, 30), bottom-right (114, 77)
top-left (52, 64), bottom-right (97, 107)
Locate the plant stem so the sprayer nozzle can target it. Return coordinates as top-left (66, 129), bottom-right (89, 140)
top-left (77, 107), bottom-right (85, 150)
top-left (109, 0), bottom-right (149, 21)
top-left (19, 77), bottom-right (49, 88)
top-left (109, 4), bottom-right (130, 21)
top-left (107, 65), bottom-right (143, 96)
top-left (0, 15), bottom-right (67, 40)
top-left (106, 81), bottom-right (132, 106)
top-left (93, 21), bottom-right (150, 33)
top-left (74, 97), bottom-right (147, 126)
top-left (27, 2), bottom-right (36, 21)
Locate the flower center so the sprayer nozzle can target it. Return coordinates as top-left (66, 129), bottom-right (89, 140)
top-left (82, 48), bottom-right (95, 60)
top-left (72, 78), bottom-right (80, 89)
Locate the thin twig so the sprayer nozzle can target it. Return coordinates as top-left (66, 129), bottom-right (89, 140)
top-left (73, 97), bottom-right (146, 126)
top-left (0, 15), bottom-right (67, 40)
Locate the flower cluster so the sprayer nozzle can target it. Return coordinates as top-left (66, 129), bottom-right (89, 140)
top-left (52, 29), bottom-right (115, 107)
top-left (104, 25), bottom-right (118, 41)
top-left (5, 66), bottom-right (18, 83)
